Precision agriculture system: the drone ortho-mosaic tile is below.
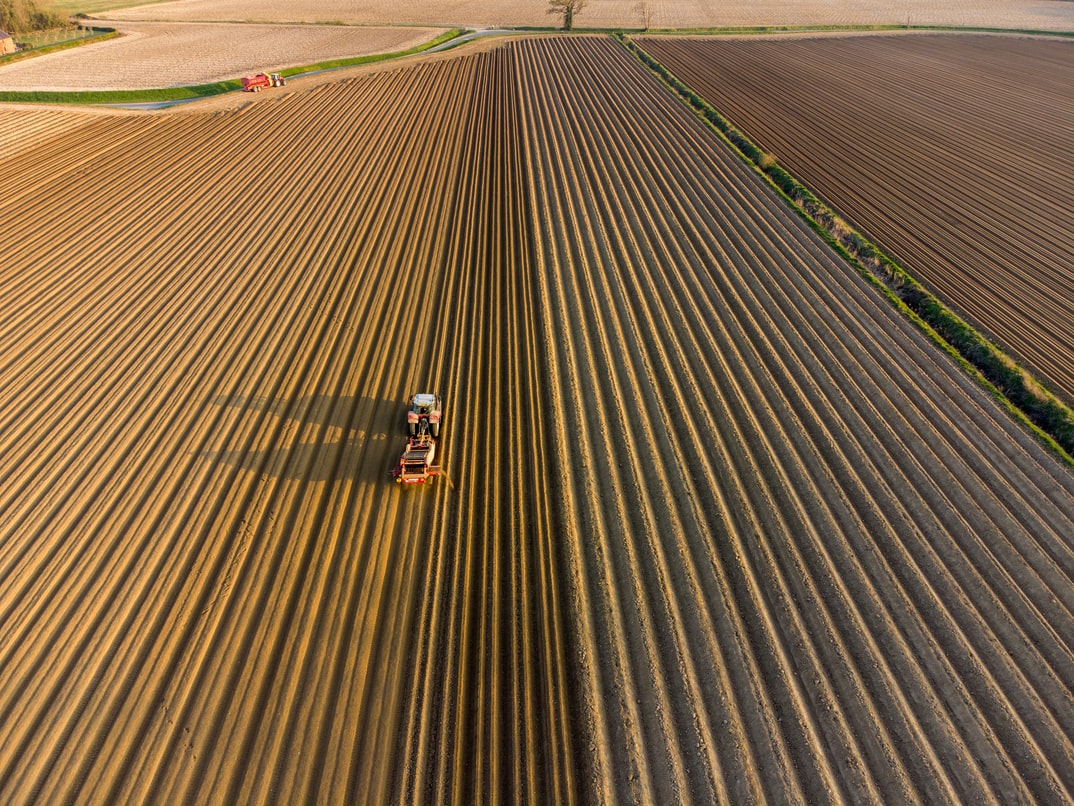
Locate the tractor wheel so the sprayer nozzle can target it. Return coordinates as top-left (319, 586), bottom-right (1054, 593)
top-left (431, 421), bottom-right (439, 438)
top-left (408, 422), bottom-right (416, 437)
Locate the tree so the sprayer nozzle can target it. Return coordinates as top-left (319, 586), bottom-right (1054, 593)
top-left (547, 0), bottom-right (587, 31)
top-left (636, 1), bottom-right (653, 31)
top-left (0, 0), bottom-right (65, 34)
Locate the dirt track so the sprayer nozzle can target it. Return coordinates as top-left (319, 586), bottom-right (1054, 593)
top-left (638, 33), bottom-right (1074, 401)
top-left (3, 35), bottom-right (1074, 803)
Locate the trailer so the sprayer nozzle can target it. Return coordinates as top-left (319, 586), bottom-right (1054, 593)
top-left (241, 72), bottom-right (285, 92)
top-left (391, 426), bottom-right (440, 485)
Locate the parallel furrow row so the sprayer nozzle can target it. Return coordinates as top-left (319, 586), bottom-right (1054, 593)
top-left (2, 34), bottom-right (1073, 806)
top-left (517, 36), bottom-right (1074, 804)
top-left (638, 34), bottom-right (1074, 398)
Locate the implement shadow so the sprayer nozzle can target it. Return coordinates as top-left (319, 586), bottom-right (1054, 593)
top-left (199, 392), bottom-right (398, 484)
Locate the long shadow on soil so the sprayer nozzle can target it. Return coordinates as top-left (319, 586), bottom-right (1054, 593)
top-left (198, 392), bottom-right (401, 484)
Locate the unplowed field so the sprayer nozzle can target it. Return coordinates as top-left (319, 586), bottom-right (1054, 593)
top-left (3, 36), bottom-right (1074, 803)
top-left (0, 22), bottom-right (442, 90)
top-left (639, 33), bottom-right (1074, 401)
top-left (103, 0), bottom-right (1074, 32)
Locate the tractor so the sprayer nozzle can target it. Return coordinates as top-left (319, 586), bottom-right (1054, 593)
top-left (391, 393), bottom-right (444, 485)
top-left (407, 392), bottom-right (442, 438)
top-left (241, 72), bottom-right (285, 92)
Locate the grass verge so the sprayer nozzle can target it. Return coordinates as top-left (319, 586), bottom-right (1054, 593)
top-left (618, 32), bottom-right (1074, 467)
top-left (0, 27), bottom-right (465, 105)
top-left (0, 26), bottom-right (116, 66)
top-left (632, 24), bottom-right (1074, 38)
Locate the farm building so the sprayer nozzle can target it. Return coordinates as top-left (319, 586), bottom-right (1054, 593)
top-left (0, 30), bottom-right (17, 55)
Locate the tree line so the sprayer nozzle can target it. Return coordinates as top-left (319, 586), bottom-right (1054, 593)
top-left (1, 0), bottom-right (66, 34)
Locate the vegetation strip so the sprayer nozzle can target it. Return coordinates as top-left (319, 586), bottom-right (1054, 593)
top-left (0, 27), bottom-right (464, 104)
top-left (0, 27), bottom-right (115, 65)
top-left (633, 24), bottom-right (1074, 38)
top-left (618, 33), bottom-right (1074, 465)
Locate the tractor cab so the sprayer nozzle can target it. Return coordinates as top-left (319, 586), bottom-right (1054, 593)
top-left (407, 392), bottom-right (443, 437)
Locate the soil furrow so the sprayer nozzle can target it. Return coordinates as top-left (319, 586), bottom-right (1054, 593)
top-left (3, 33), bottom-right (1074, 805)
top-left (639, 34), bottom-right (1074, 399)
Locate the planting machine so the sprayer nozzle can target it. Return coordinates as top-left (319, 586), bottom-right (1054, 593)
top-left (391, 393), bottom-right (443, 485)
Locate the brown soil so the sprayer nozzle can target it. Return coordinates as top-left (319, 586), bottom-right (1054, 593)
top-left (0, 22), bottom-right (444, 90)
top-left (638, 33), bottom-right (1074, 401)
top-left (1, 35), bottom-right (1073, 804)
top-left (103, 0), bottom-right (1074, 31)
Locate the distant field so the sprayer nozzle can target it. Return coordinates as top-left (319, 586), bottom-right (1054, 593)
top-left (98, 0), bottom-right (1074, 31)
top-left (49, 0), bottom-right (162, 14)
top-left (0, 21), bottom-right (443, 89)
top-left (640, 33), bottom-right (1074, 400)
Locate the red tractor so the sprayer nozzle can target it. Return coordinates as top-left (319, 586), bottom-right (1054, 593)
top-left (391, 393), bottom-right (444, 485)
top-left (241, 72), bottom-right (285, 92)
top-left (407, 392), bottom-right (442, 438)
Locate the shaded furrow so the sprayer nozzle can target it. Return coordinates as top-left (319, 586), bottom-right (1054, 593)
top-left (517, 35), bottom-right (1074, 804)
top-left (0, 49), bottom-right (574, 804)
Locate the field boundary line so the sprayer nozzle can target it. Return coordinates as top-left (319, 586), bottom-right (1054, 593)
top-left (631, 24), bottom-right (1074, 38)
top-left (618, 32), bottom-right (1074, 468)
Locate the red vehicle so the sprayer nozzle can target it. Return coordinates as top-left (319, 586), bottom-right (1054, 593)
top-left (391, 425), bottom-right (440, 485)
top-left (241, 72), bottom-right (285, 92)
top-left (407, 392), bottom-right (442, 437)
top-left (392, 393), bottom-right (444, 485)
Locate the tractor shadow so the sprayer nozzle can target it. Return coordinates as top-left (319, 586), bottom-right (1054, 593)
top-left (199, 392), bottom-right (405, 484)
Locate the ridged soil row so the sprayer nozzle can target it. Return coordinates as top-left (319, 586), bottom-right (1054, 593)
top-left (4, 34), bottom-right (1074, 805)
top-left (394, 45), bottom-right (576, 805)
top-left (0, 53), bottom-right (543, 802)
top-left (516, 36), bottom-right (1074, 804)
top-left (637, 34), bottom-right (1074, 398)
top-left (2, 78), bottom-right (365, 799)
top-left (0, 107), bottom-right (122, 165)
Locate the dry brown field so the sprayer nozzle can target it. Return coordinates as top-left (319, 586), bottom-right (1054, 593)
top-left (5, 0), bottom-right (1073, 93)
top-left (3, 35), bottom-right (1074, 803)
top-left (103, 0), bottom-right (1074, 32)
top-left (0, 22), bottom-right (442, 90)
top-left (638, 33), bottom-right (1074, 401)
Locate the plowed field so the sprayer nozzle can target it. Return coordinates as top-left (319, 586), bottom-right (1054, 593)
top-left (638, 33), bottom-right (1074, 401)
top-left (3, 36), bottom-right (1074, 803)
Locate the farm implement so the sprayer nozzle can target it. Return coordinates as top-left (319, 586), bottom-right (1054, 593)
top-left (391, 393), bottom-right (443, 485)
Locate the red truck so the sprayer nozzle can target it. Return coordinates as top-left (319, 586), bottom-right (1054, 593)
top-left (241, 72), bottom-right (285, 92)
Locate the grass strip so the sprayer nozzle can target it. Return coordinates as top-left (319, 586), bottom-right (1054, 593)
top-left (633, 24), bottom-right (1074, 38)
top-left (0, 26), bottom-right (116, 65)
top-left (0, 27), bottom-right (465, 105)
top-left (618, 32), bottom-right (1074, 467)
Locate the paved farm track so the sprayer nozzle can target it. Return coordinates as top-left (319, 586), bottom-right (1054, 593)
top-left (639, 34), bottom-right (1074, 401)
top-left (2, 36), bottom-right (1074, 803)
